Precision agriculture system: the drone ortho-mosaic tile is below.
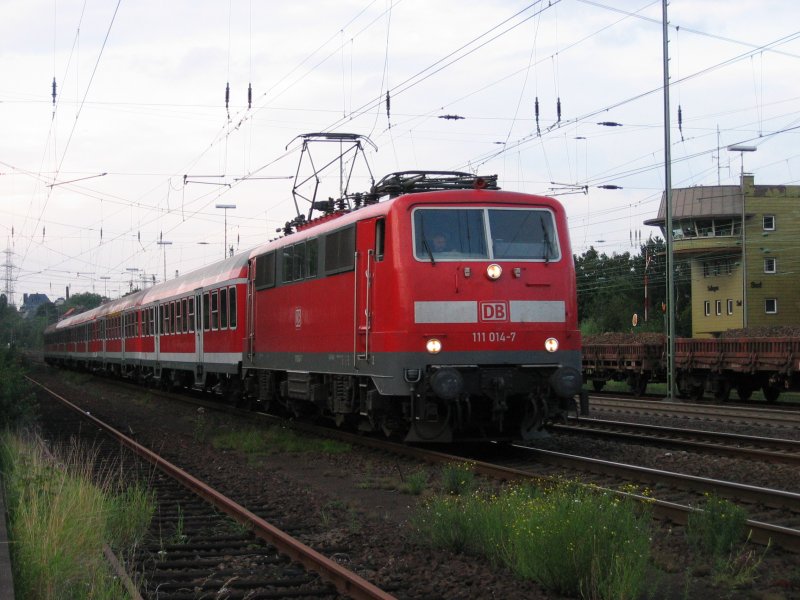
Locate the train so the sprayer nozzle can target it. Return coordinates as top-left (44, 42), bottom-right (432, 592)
top-left (43, 170), bottom-right (585, 443)
top-left (583, 331), bottom-right (800, 402)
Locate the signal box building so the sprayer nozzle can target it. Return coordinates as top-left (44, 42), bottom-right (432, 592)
top-left (645, 175), bottom-right (800, 337)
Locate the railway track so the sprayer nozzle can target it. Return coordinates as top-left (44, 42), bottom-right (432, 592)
top-left (589, 395), bottom-right (800, 428)
top-left (29, 376), bottom-right (394, 600)
top-left (220, 409), bottom-right (800, 554)
top-left (478, 444), bottom-right (800, 552)
top-left (550, 417), bottom-right (800, 465)
top-left (31, 370), bottom-right (800, 555)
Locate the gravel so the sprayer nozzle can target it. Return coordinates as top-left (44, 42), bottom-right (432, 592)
top-left (28, 366), bottom-right (800, 599)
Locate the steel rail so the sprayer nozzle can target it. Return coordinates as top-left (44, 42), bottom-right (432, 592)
top-left (590, 396), bottom-right (800, 427)
top-left (261, 416), bottom-right (800, 552)
top-left (38, 372), bottom-right (800, 553)
top-left (27, 377), bottom-right (395, 600)
top-left (550, 418), bottom-right (800, 465)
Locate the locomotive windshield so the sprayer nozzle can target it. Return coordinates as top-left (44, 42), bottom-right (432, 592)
top-left (413, 207), bottom-right (559, 261)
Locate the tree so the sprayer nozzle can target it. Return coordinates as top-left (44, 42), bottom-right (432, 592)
top-left (574, 236), bottom-right (691, 336)
top-left (63, 292), bottom-right (103, 312)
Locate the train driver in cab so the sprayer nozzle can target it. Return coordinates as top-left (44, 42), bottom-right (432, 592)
top-left (432, 232), bottom-right (450, 253)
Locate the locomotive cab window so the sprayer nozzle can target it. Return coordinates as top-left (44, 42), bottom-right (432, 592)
top-left (413, 207), bottom-right (559, 261)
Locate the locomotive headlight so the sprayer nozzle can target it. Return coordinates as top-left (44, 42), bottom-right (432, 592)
top-left (544, 337), bottom-right (559, 352)
top-left (426, 338), bottom-right (442, 354)
top-left (486, 263), bottom-right (503, 280)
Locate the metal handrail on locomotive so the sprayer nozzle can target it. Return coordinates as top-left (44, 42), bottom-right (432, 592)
top-left (43, 169), bottom-right (584, 443)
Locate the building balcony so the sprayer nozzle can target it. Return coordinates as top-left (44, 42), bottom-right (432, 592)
top-left (673, 234), bottom-right (742, 257)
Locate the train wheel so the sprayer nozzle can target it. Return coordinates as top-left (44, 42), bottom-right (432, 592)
top-left (690, 385), bottom-right (705, 401)
top-left (762, 385), bottom-right (781, 403)
top-left (592, 380), bottom-right (605, 392)
top-left (713, 380), bottom-right (731, 402)
top-left (736, 382), bottom-right (753, 401)
top-left (629, 375), bottom-right (648, 397)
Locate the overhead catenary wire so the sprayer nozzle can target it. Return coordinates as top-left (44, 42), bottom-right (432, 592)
top-left (9, 2), bottom-right (800, 297)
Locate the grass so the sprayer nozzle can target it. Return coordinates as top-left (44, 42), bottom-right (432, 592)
top-left (440, 461), bottom-right (475, 495)
top-left (399, 470), bottom-right (428, 495)
top-left (211, 425), bottom-right (351, 455)
top-left (0, 432), bottom-right (155, 600)
top-left (412, 480), bottom-right (652, 600)
top-left (686, 494), bottom-right (767, 589)
top-left (0, 347), bottom-right (37, 428)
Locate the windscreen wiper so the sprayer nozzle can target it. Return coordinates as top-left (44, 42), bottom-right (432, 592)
top-left (422, 239), bottom-right (436, 265)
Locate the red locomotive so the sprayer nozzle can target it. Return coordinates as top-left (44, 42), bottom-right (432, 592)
top-left (44, 170), bottom-right (584, 442)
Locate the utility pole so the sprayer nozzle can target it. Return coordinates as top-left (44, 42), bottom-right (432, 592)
top-left (662, 0), bottom-right (676, 400)
top-left (2, 245), bottom-right (15, 308)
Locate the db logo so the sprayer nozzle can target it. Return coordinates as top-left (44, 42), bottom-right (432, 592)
top-left (480, 301), bottom-right (509, 322)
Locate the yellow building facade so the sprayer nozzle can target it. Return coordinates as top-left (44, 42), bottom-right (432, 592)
top-left (646, 175), bottom-right (800, 337)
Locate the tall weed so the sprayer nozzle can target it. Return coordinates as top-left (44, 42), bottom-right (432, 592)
top-left (1, 433), bottom-right (154, 599)
top-left (412, 482), bottom-right (651, 600)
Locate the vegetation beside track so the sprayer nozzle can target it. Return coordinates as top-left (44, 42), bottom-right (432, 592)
top-left (0, 347), bottom-right (37, 428)
top-left (412, 463), bottom-right (772, 600)
top-left (0, 432), bottom-right (154, 599)
top-left (412, 478), bottom-right (652, 599)
top-left (209, 420), bottom-right (351, 455)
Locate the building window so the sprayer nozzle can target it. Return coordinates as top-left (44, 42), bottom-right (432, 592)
top-left (727, 299), bottom-right (733, 315)
top-left (763, 215), bottom-right (775, 231)
top-left (702, 262), bottom-right (709, 277)
top-left (765, 298), bottom-right (777, 314)
top-left (715, 300), bottom-right (722, 316)
top-left (704, 300), bottom-right (711, 316)
top-left (764, 257), bottom-right (776, 274)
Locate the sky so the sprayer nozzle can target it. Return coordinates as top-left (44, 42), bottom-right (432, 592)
top-left (1, 0), bottom-right (798, 305)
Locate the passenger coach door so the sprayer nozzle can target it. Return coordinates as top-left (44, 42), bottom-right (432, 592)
top-left (354, 219), bottom-right (377, 365)
top-left (195, 291), bottom-right (204, 377)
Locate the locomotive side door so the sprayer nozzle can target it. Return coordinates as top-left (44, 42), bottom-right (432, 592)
top-left (354, 218), bottom-right (380, 365)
